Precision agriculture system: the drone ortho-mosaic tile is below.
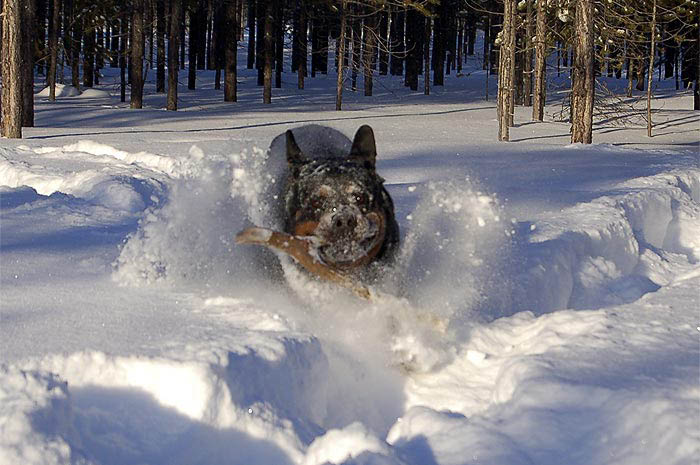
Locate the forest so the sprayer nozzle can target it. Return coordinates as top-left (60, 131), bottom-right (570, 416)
top-left (1, 0), bottom-right (698, 142)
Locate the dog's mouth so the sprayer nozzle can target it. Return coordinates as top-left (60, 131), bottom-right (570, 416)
top-left (299, 211), bottom-right (386, 269)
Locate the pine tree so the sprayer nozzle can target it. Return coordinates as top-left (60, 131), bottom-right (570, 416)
top-left (263, 0), bottom-right (272, 103)
top-left (532, 0), bottom-right (547, 121)
top-left (224, 0), bottom-right (238, 102)
top-left (156, 0), bottom-right (166, 92)
top-left (570, 0), bottom-right (594, 144)
top-left (1, 0), bottom-right (23, 138)
top-left (336, 0), bottom-right (348, 110)
top-left (131, 0), bottom-right (145, 108)
top-left (168, 0), bottom-right (183, 110)
top-left (22, 0), bottom-right (35, 127)
top-left (48, 0), bottom-right (60, 101)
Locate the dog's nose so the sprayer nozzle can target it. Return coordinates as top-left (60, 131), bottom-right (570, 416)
top-left (333, 212), bottom-right (357, 232)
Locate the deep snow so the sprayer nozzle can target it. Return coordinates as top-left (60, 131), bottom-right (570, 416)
top-left (1, 55), bottom-right (699, 465)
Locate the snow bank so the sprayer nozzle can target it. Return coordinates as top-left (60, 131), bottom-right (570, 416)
top-left (75, 88), bottom-right (111, 99)
top-left (516, 166), bottom-right (700, 312)
top-left (0, 145), bottom-right (168, 212)
top-left (4, 317), bottom-right (330, 464)
top-left (35, 84), bottom-right (80, 98)
top-left (0, 369), bottom-right (73, 465)
top-left (303, 423), bottom-right (397, 465)
top-left (29, 141), bottom-right (188, 177)
top-left (36, 85), bottom-right (111, 99)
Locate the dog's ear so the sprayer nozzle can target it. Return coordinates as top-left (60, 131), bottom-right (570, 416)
top-left (350, 125), bottom-right (377, 168)
top-left (286, 130), bottom-right (306, 165)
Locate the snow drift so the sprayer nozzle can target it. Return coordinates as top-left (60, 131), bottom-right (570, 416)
top-left (2, 135), bottom-right (698, 464)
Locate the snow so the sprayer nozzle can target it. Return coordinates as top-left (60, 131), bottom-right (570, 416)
top-left (1, 52), bottom-right (699, 465)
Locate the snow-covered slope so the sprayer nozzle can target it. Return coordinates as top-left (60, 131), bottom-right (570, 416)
top-left (1, 63), bottom-right (698, 465)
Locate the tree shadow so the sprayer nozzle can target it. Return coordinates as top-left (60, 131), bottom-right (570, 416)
top-left (27, 105), bottom-right (491, 141)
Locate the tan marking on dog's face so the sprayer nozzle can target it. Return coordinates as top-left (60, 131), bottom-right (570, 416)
top-left (293, 221), bottom-right (319, 237)
top-left (317, 185), bottom-right (334, 197)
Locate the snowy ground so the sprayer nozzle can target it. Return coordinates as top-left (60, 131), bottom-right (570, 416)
top-left (1, 59), bottom-right (699, 465)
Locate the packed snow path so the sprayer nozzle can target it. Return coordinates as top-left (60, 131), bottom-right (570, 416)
top-left (1, 80), bottom-right (699, 464)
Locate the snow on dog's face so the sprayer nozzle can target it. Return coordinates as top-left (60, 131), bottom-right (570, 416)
top-left (283, 126), bottom-right (396, 269)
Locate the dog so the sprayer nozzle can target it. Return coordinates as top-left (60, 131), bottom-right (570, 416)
top-left (281, 124), bottom-right (399, 278)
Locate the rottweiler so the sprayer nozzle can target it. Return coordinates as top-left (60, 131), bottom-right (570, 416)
top-left (237, 125), bottom-right (399, 294)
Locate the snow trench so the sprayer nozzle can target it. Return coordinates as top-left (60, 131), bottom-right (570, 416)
top-left (2, 142), bottom-right (698, 464)
top-left (514, 168), bottom-right (700, 313)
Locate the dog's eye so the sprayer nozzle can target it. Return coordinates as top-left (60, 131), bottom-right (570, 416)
top-left (354, 194), bottom-right (368, 205)
top-left (311, 197), bottom-right (323, 210)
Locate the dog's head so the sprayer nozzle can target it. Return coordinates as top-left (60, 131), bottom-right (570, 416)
top-left (284, 125), bottom-right (390, 269)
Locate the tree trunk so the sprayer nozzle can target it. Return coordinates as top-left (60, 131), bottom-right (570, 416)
top-left (120, 16), bottom-right (127, 102)
top-left (695, 38), bottom-right (700, 110)
top-left (646, 0), bottom-right (657, 137)
top-left (62, 0), bottom-right (71, 80)
top-left (224, 0), bottom-right (238, 101)
top-left (131, 0), bottom-right (145, 108)
top-left (363, 10), bottom-right (377, 96)
top-left (110, 23), bottom-right (119, 67)
top-left (433, 1), bottom-right (447, 86)
top-left (404, 8), bottom-right (419, 91)
top-left (514, 29), bottom-right (523, 105)
top-left (335, 0), bottom-right (347, 110)
top-left (523, 0), bottom-right (534, 107)
top-left (196, 0), bottom-right (207, 70)
top-left (274, 0), bottom-right (282, 88)
top-left (389, 5), bottom-right (404, 76)
top-left (424, 16), bottom-right (431, 95)
top-left (84, 22), bottom-right (95, 88)
top-left (483, 13), bottom-right (490, 71)
top-left (168, 0), bottom-right (183, 110)
top-left (378, 9), bottom-right (388, 75)
top-left (71, 8), bottom-right (81, 91)
top-left (47, 0), bottom-right (55, 80)
top-left (663, 37), bottom-right (676, 79)
top-left (146, 0), bottom-right (154, 65)
top-left (95, 24), bottom-right (103, 84)
top-left (179, 9), bottom-right (185, 68)
top-left (570, 0), bottom-right (594, 144)
top-left (1, 0), bottom-right (23, 138)
top-left (48, 0), bottom-right (60, 101)
top-left (0, 0), bottom-right (3, 61)
top-left (315, 11), bottom-right (328, 75)
top-left (498, 0), bottom-right (516, 141)
top-left (36, 0), bottom-right (46, 76)
top-left (297, 0), bottom-right (307, 89)
top-left (213, 0), bottom-right (224, 89)
top-left (466, 8), bottom-right (476, 56)
top-left (22, 0), bottom-right (35, 127)
top-left (206, 0), bottom-right (214, 69)
top-left (532, 0), bottom-right (546, 121)
top-left (188, 6), bottom-right (198, 89)
top-left (238, 0), bottom-right (243, 40)
top-left (506, 0), bottom-right (516, 127)
top-left (256, 0), bottom-right (265, 83)
top-left (457, 18), bottom-right (463, 72)
top-left (247, 0), bottom-right (255, 69)
top-left (351, 11), bottom-right (360, 91)
top-left (262, 0), bottom-right (272, 103)
top-left (156, 0), bottom-right (166, 92)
